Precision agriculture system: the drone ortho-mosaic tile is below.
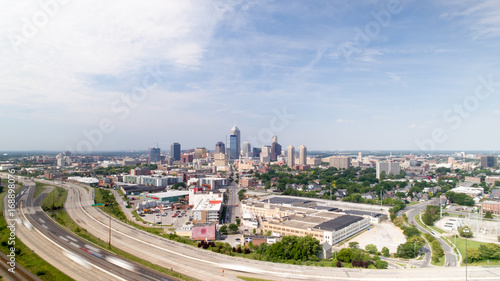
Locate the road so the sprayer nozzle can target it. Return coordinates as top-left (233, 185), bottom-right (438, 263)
top-left (405, 199), bottom-right (458, 267)
top-left (57, 179), bottom-right (500, 281)
top-left (225, 181), bottom-right (241, 224)
top-left (7, 178), bottom-right (176, 281)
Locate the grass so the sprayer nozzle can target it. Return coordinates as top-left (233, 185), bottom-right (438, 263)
top-left (33, 182), bottom-right (50, 199)
top-left (237, 277), bottom-right (273, 281)
top-left (48, 207), bottom-right (198, 281)
top-left (41, 186), bottom-right (67, 212)
top-left (415, 214), bottom-right (445, 234)
top-left (0, 186), bottom-right (72, 281)
top-left (453, 237), bottom-right (500, 266)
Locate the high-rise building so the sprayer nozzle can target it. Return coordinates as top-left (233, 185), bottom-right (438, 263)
top-left (260, 146), bottom-right (271, 163)
top-left (252, 147), bottom-right (262, 158)
top-left (270, 136), bottom-right (281, 161)
top-left (376, 161), bottom-right (401, 179)
top-left (329, 156), bottom-right (351, 170)
top-left (230, 126), bottom-right (241, 159)
top-left (481, 155), bottom-right (498, 168)
top-left (148, 147), bottom-right (161, 164)
top-left (287, 145), bottom-right (295, 167)
top-left (171, 143), bottom-right (181, 161)
top-left (215, 142), bottom-right (225, 154)
top-left (228, 135), bottom-right (238, 159)
top-left (194, 147), bottom-right (208, 159)
top-left (298, 145), bottom-right (307, 165)
top-left (242, 142), bottom-right (251, 158)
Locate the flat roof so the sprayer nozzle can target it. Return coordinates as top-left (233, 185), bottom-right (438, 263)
top-left (144, 190), bottom-right (189, 198)
top-left (121, 185), bottom-right (165, 192)
top-left (312, 206), bottom-right (339, 212)
top-left (314, 215), bottom-right (364, 231)
top-left (263, 197), bottom-right (313, 205)
top-left (344, 210), bottom-right (383, 217)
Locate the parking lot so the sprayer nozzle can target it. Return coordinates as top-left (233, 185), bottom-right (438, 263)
top-left (348, 221), bottom-right (406, 254)
top-left (138, 209), bottom-right (193, 228)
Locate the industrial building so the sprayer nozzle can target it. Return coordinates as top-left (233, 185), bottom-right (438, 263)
top-left (140, 190), bottom-right (189, 204)
top-left (243, 197), bottom-right (372, 246)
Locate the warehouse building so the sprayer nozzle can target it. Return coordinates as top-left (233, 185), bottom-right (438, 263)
top-left (140, 190), bottom-right (189, 203)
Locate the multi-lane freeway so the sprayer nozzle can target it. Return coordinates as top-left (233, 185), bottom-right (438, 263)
top-left (57, 179), bottom-right (500, 281)
top-left (4, 177), bottom-right (176, 281)
top-left (6, 175), bottom-right (500, 281)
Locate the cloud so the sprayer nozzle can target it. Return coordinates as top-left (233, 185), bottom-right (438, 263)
top-left (337, 119), bottom-right (354, 123)
top-left (408, 124), bottom-right (425, 129)
top-left (439, 0), bottom-right (500, 39)
top-left (0, 0), bottom-right (235, 127)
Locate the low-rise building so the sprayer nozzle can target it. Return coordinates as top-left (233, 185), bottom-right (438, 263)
top-left (482, 201), bottom-right (500, 215)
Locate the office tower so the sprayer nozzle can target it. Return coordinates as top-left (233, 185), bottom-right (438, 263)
top-left (215, 141), bottom-right (225, 154)
top-left (287, 145), bottom-right (295, 167)
top-left (242, 142), bottom-right (251, 158)
top-left (270, 136), bottom-right (281, 161)
top-left (481, 155), bottom-right (498, 168)
top-left (252, 147), bottom-right (262, 158)
top-left (230, 125), bottom-right (241, 158)
top-left (298, 145), bottom-right (307, 165)
top-left (148, 147), bottom-right (161, 164)
top-left (194, 147), bottom-right (207, 159)
top-left (171, 142), bottom-right (181, 161)
top-left (329, 156), bottom-right (351, 170)
top-left (228, 135), bottom-right (238, 159)
top-left (358, 152), bottom-right (362, 161)
top-left (261, 146), bottom-right (271, 163)
top-left (376, 161), bottom-right (401, 179)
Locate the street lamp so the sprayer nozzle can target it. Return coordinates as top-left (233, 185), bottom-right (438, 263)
top-left (463, 228), bottom-right (470, 281)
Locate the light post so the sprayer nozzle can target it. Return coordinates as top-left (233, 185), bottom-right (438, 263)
top-left (463, 228), bottom-right (470, 281)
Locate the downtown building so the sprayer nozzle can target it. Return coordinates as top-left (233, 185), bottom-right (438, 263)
top-left (171, 143), bottom-right (181, 161)
top-left (148, 147), bottom-right (161, 164)
top-left (329, 156), bottom-right (351, 170)
top-left (376, 161), bottom-right (401, 179)
top-left (481, 155), bottom-right (498, 168)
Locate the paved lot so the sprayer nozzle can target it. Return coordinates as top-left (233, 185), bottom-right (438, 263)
top-left (139, 209), bottom-right (192, 228)
top-left (349, 221), bottom-right (406, 253)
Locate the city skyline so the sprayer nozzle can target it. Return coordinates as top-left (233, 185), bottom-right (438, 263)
top-left (3, 1), bottom-right (500, 151)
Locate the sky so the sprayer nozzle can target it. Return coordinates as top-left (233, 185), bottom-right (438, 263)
top-left (1, 0), bottom-right (500, 153)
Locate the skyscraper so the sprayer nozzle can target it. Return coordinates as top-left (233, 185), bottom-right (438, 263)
top-left (171, 142), bottom-right (181, 161)
top-left (298, 145), bottom-right (307, 165)
top-left (230, 125), bottom-right (241, 159)
top-left (270, 136), bottom-right (281, 161)
top-left (260, 146), bottom-right (271, 163)
top-left (215, 141), bottom-right (225, 154)
top-left (242, 141), bottom-right (251, 158)
top-left (376, 161), bottom-right (400, 179)
top-left (287, 145), bottom-right (295, 167)
top-left (228, 135), bottom-right (238, 159)
top-left (481, 155), bottom-right (498, 168)
top-left (148, 147), bottom-right (161, 164)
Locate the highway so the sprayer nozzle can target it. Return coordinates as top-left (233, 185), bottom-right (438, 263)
top-left (6, 177), bottom-right (176, 281)
top-left (405, 199), bottom-right (459, 267)
top-left (58, 179), bottom-right (500, 281)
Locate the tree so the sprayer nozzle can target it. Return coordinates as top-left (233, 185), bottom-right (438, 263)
top-left (236, 218), bottom-right (241, 226)
top-left (459, 226), bottom-right (473, 238)
top-left (403, 227), bottom-right (420, 237)
top-left (365, 244), bottom-right (377, 254)
top-left (252, 228), bottom-right (256, 234)
top-left (382, 247), bottom-right (390, 257)
top-left (337, 248), bottom-right (353, 262)
top-left (484, 211), bottom-right (493, 219)
top-left (229, 223), bottom-right (239, 233)
top-left (375, 260), bottom-right (388, 269)
top-left (220, 225), bottom-right (228, 234)
top-left (396, 242), bottom-right (418, 259)
top-left (349, 242), bottom-right (359, 249)
top-left (466, 248), bottom-right (482, 263)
